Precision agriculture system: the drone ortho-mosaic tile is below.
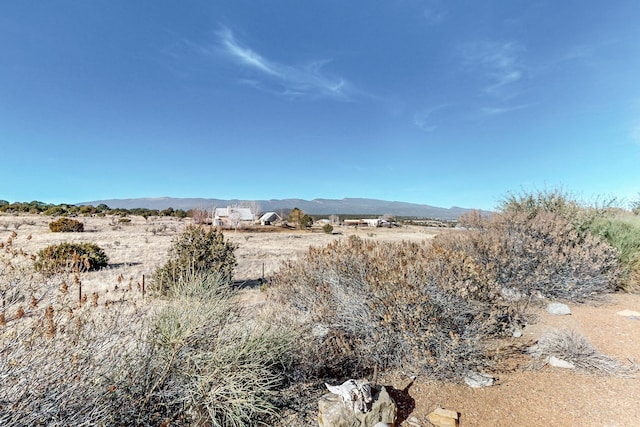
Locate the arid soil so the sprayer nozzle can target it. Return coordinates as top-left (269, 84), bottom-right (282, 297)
top-left (1, 214), bottom-right (638, 426)
top-left (378, 292), bottom-right (640, 427)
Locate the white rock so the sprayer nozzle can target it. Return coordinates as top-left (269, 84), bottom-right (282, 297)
top-left (547, 302), bottom-right (571, 315)
top-left (616, 310), bottom-right (640, 318)
top-left (512, 328), bottom-right (523, 338)
top-left (464, 372), bottom-right (494, 388)
top-left (547, 356), bottom-right (575, 369)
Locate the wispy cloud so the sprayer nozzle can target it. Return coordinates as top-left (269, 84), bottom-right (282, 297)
top-left (458, 41), bottom-right (526, 96)
top-left (413, 104), bottom-right (449, 132)
top-left (480, 103), bottom-right (532, 116)
top-left (216, 26), bottom-right (353, 101)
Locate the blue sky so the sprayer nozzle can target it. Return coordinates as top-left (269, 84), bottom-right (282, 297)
top-left (1, 1), bottom-right (639, 211)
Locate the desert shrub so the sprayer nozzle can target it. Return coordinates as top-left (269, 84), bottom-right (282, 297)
top-left (499, 188), bottom-right (582, 219)
top-left (49, 217), bottom-right (84, 232)
top-left (118, 217), bottom-right (131, 223)
top-left (0, 301), bottom-right (150, 426)
top-left (135, 273), bottom-right (297, 426)
top-left (152, 225), bottom-right (236, 296)
top-left (455, 209), bottom-right (619, 301)
top-left (272, 202), bottom-right (620, 381)
top-left (271, 236), bottom-right (516, 381)
top-left (587, 213), bottom-right (640, 292)
top-left (2, 251), bottom-right (297, 426)
top-left (300, 214), bottom-right (313, 228)
top-left (528, 329), bottom-right (637, 377)
top-left (322, 223), bottom-right (334, 234)
top-left (34, 242), bottom-right (109, 275)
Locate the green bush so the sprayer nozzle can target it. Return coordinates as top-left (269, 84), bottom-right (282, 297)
top-left (49, 217), bottom-right (84, 232)
top-left (322, 223), bottom-right (334, 234)
top-left (152, 225), bottom-right (237, 296)
top-left (587, 213), bottom-right (640, 292)
top-left (34, 242), bottom-right (108, 274)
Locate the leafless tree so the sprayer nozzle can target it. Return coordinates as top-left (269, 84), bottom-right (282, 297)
top-left (239, 201), bottom-right (261, 222)
top-left (229, 208), bottom-right (242, 232)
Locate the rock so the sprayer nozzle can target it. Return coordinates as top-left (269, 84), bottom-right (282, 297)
top-left (463, 372), bottom-right (494, 388)
top-left (547, 356), bottom-right (575, 369)
top-left (512, 328), bottom-right (523, 338)
top-left (547, 302), bottom-right (571, 315)
top-left (427, 408), bottom-right (459, 427)
top-left (616, 310), bottom-right (640, 320)
top-left (318, 385), bottom-right (397, 427)
top-left (406, 416), bottom-right (422, 426)
top-left (325, 379), bottom-right (373, 414)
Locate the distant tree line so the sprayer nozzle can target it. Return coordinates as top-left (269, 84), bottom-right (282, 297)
top-left (0, 200), bottom-right (191, 219)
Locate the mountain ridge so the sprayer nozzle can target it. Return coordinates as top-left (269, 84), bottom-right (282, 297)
top-left (79, 197), bottom-right (480, 219)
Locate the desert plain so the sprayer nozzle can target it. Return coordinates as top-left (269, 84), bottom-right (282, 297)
top-left (1, 213), bottom-right (639, 426)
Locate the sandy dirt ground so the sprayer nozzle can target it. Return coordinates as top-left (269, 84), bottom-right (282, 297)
top-left (1, 214), bottom-right (638, 426)
top-left (377, 292), bottom-right (640, 427)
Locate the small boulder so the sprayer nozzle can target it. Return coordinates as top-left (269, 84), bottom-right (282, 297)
top-left (463, 372), bottom-right (494, 388)
top-left (547, 356), bottom-right (575, 369)
top-left (318, 385), bottom-right (397, 427)
top-left (427, 408), bottom-right (459, 427)
top-left (616, 310), bottom-right (640, 320)
top-left (547, 302), bottom-right (571, 316)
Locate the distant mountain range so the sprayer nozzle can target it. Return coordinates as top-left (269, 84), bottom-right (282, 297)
top-left (79, 197), bottom-right (478, 220)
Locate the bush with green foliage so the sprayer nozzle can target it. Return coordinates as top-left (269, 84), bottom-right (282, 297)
top-left (49, 217), bottom-right (84, 232)
top-left (587, 213), bottom-right (640, 292)
top-left (34, 242), bottom-right (108, 274)
top-left (322, 223), bottom-right (334, 234)
top-left (300, 214), bottom-right (313, 228)
top-left (153, 225), bottom-right (237, 295)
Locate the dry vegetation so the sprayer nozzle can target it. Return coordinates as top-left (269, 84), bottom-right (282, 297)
top-left (1, 192), bottom-right (639, 426)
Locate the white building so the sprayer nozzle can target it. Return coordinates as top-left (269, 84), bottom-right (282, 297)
top-left (213, 207), bottom-right (255, 228)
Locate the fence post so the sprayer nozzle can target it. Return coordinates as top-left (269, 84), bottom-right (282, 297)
top-left (142, 274), bottom-right (145, 299)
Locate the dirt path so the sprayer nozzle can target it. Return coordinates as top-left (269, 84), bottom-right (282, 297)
top-left (378, 293), bottom-right (640, 427)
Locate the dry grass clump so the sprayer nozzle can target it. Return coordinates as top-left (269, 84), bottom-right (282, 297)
top-left (1, 231), bottom-right (298, 426)
top-left (528, 329), bottom-right (638, 377)
top-left (119, 273), bottom-right (297, 426)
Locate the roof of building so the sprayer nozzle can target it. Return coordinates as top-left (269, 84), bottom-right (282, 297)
top-left (259, 212), bottom-right (280, 222)
top-left (214, 207), bottom-right (254, 221)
